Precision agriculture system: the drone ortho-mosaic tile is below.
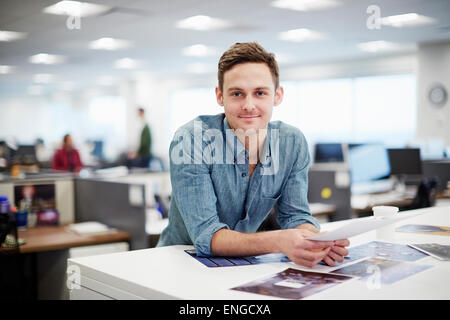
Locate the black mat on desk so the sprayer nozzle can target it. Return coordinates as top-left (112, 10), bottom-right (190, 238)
top-left (185, 249), bottom-right (290, 267)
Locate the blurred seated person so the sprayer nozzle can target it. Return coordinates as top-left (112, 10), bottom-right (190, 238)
top-left (126, 107), bottom-right (152, 168)
top-left (52, 134), bottom-right (83, 172)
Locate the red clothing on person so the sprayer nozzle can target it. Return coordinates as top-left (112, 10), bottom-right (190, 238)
top-left (52, 148), bottom-right (83, 172)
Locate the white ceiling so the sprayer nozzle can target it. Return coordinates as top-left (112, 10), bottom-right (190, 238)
top-left (0, 0), bottom-right (449, 96)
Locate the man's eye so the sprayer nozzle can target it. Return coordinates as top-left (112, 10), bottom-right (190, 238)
top-left (256, 91), bottom-right (266, 96)
top-left (232, 92), bottom-right (242, 97)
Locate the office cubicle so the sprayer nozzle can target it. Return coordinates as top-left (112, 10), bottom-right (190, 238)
top-left (74, 178), bottom-right (147, 250)
top-left (308, 169), bottom-right (352, 221)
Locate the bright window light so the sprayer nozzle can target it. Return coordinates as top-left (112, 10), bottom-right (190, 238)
top-left (274, 53), bottom-right (296, 64)
top-left (169, 88), bottom-right (222, 138)
top-left (114, 58), bottom-right (140, 69)
top-left (60, 81), bottom-right (76, 91)
top-left (29, 53), bottom-right (66, 65)
top-left (175, 15), bottom-right (232, 31)
top-left (89, 37), bottom-right (133, 50)
top-left (380, 13), bottom-right (436, 27)
top-left (0, 30), bottom-right (27, 41)
top-left (27, 86), bottom-right (44, 95)
top-left (96, 76), bottom-right (117, 86)
top-left (271, 0), bottom-right (341, 11)
top-left (182, 44), bottom-right (218, 57)
top-left (186, 63), bottom-right (215, 74)
top-left (43, 1), bottom-right (111, 17)
top-left (34, 73), bottom-right (55, 84)
top-left (278, 28), bottom-right (325, 42)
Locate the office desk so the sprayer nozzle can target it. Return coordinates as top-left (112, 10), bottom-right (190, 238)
top-left (351, 191), bottom-right (414, 214)
top-left (1, 225), bottom-right (129, 300)
top-left (68, 206), bottom-right (450, 300)
top-left (18, 225), bottom-right (129, 253)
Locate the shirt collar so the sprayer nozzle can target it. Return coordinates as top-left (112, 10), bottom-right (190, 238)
top-left (223, 117), bottom-right (272, 163)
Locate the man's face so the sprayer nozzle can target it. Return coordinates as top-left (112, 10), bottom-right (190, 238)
top-left (216, 62), bottom-right (283, 132)
top-left (65, 135), bottom-right (73, 149)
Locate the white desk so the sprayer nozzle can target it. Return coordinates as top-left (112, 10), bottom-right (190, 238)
top-left (68, 206), bottom-right (450, 300)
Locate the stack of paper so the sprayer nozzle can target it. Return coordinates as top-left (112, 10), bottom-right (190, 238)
top-left (68, 221), bottom-right (111, 235)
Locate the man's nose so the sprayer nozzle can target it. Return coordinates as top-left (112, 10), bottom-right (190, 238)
top-left (242, 96), bottom-right (256, 111)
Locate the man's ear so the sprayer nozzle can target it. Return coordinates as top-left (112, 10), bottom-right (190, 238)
top-left (215, 86), bottom-right (224, 106)
top-left (274, 86), bottom-right (284, 106)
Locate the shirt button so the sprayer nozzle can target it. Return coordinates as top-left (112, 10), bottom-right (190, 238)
top-left (241, 172), bottom-right (247, 177)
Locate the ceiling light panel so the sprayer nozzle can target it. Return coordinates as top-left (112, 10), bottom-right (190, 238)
top-left (271, 0), bottom-right (341, 11)
top-left (357, 41), bottom-right (397, 52)
top-left (278, 28), bottom-right (325, 42)
top-left (380, 13), bottom-right (436, 27)
top-left (182, 44), bottom-right (218, 57)
top-left (0, 30), bottom-right (27, 41)
top-left (29, 53), bottom-right (66, 65)
top-left (43, 1), bottom-right (111, 17)
top-left (175, 15), bottom-right (232, 31)
top-left (0, 65), bottom-right (15, 74)
top-left (89, 37), bottom-right (133, 50)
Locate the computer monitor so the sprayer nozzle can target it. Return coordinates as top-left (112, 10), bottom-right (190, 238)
top-left (348, 144), bottom-right (391, 183)
top-left (314, 143), bottom-right (344, 163)
top-left (12, 145), bottom-right (37, 165)
top-left (387, 148), bottom-right (422, 176)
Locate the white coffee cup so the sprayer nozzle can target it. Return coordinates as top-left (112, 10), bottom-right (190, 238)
top-left (373, 206), bottom-right (399, 240)
top-left (372, 206), bottom-right (399, 219)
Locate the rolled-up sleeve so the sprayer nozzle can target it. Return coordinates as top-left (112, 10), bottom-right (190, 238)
top-left (276, 133), bottom-right (320, 231)
top-left (169, 130), bottom-right (229, 257)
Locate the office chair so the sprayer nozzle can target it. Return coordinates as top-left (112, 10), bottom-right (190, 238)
top-left (0, 214), bottom-right (25, 300)
top-left (408, 177), bottom-right (439, 210)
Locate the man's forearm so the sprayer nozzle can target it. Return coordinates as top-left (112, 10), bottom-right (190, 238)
top-left (296, 223), bottom-right (319, 233)
top-left (210, 228), bottom-right (282, 257)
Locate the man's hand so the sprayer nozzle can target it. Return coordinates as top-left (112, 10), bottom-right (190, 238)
top-left (277, 229), bottom-right (334, 268)
top-left (322, 239), bottom-right (350, 266)
top-left (296, 224), bottom-right (350, 267)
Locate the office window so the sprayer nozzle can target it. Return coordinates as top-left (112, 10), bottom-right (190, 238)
top-left (297, 79), bottom-right (353, 143)
top-left (87, 96), bottom-right (127, 160)
top-left (353, 74), bottom-right (416, 145)
top-left (168, 74), bottom-right (416, 148)
top-left (169, 88), bottom-right (222, 137)
top-left (277, 74), bottom-right (416, 146)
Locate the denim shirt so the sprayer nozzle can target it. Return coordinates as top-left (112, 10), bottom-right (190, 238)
top-left (157, 113), bottom-right (320, 256)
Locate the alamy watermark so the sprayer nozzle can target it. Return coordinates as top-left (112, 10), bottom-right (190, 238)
top-left (67, 264), bottom-right (81, 290)
top-left (170, 121), bottom-right (280, 175)
top-left (66, 15), bottom-right (81, 30)
top-left (366, 5), bottom-right (381, 30)
top-left (366, 264), bottom-right (382, 290)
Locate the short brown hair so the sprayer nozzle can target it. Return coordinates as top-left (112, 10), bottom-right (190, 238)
top-left (218, 42), bottom-right (279, 91)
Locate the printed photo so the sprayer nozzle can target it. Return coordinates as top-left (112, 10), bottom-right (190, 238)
top-left (231, 268), bottom-right (353, 299)
top-left (332, 257), bottom-right (432, 285)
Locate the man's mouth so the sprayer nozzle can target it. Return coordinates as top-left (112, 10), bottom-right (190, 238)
top-left (239, 115), bottom-right (260, 118)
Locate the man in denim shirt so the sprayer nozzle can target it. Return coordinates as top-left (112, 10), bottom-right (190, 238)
top-left (157, 42), bottom-right (349, 268)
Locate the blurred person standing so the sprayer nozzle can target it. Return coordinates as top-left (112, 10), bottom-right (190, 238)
top-left (52, 134), bottom-right (83, 172)
top-left (127, 107), bottom-right (152, 168)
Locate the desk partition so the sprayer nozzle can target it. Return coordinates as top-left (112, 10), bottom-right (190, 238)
top-left (422, 160), bottom-right (450, 192)
top-left (74, 178), bottom-right (147, 250)
top-left (308, 169), bottom-right (352, 221)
